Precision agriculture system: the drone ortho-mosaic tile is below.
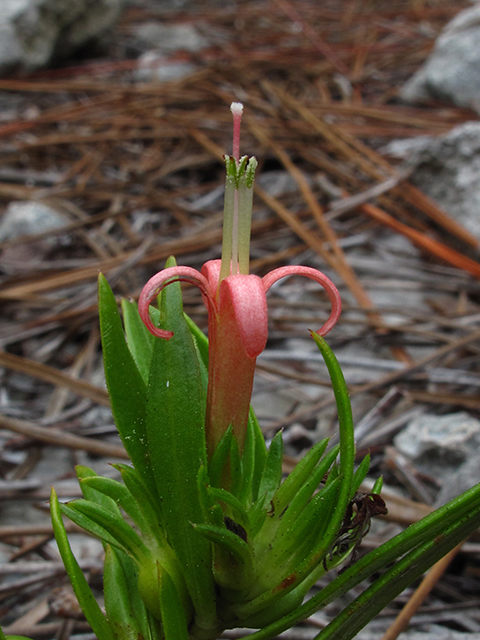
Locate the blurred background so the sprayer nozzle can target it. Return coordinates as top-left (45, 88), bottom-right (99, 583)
top-left (1, 1), bottom-right (480, 638)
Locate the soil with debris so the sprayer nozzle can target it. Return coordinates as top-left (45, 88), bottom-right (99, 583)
top-left (1, 1), bottom-right (480, 639)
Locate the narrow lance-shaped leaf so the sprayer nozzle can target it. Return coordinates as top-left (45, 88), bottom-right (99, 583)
top-left (145, 257), bottom-right (216, 628)
top-left (300, 333), bottom-right (355, 566)
top-left (254, 445), bottom-right (339, 564)
top-left (253, 478), bottom-right (342, 598)
top-left (193, 523), bottom-right (254, 591)
top-left (256, 430), bottom-right (284, 509)
top-left (98, 274), bottom-right (156, 497)
top-left (76, 466), bottom-right (121, 516)
top-left (113, 463), bottom-right (165, 542)
top-left (237, 414), bottom-right (255, 506)
top-left (159, 569), bottom-right (190, 640)
top-left (350, 454), bottom-right (371, 498)
top-left (249, 407), bottom-right (268, 503)
top-left (61, 500), bottom-right (150, 562)
top-left (208, 426), bottom-right (233, 488)
top-left (121, 298), bottom-right (157, 385)
top-left (272, 438), bottom-right (330, 514)
top-left (50, 489), bottom-right (115, 640)
top-left (80, 475), bottom-right (153, 538)
top-left (208, 487), bottom-right (249, 530)
top-left (104, 545), bottom-right (151, 640)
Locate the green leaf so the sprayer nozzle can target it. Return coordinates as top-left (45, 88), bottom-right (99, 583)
top-left (247, 430), bottom-right (285, 538)
top-left (197, 464), bottom-right (225, 528)
top-left (184, 312), bottom-right (209, 368)
top-left (298, 334), bottom-right (354, 571)
top-left (235, 333), bottom-right (358, 621)
top-left (98, 273), bottom-right (156, 497)
top-left (310, 334), bottom-right (355, 493)
top-left (121, 298), bottom-right (157, 385)
top-left (372, 476), bottom-right (384, 494)
top-left (61, 500), bottom-right (149, 562)
top-left (113, 463), bottom-right (165, 542)
top-left (208, 487), bottom-right (249, 531)
top-left (50, 489), bottom-right (115, 640)
top-left (272, 438), bottom-right (329, 515)
top-left (145, 257), bottom-right (216, 628)
top-left (256, 430), bottom-right (284, 509)
top-left (184, 312), bottom-right (209, 395)
top-left (271, 477), bottom-right (342, 569)
top-left (193, 523), bottom-right (254, 591)
top-left (249, 407), bottom-right (267, 502)
top-left (229, 433), bottom-right (242, 497)
top-left (208, 426), bottom-right (233, 488)
top-left (237, 415), bottom-right (255, 506)
top-left (145, 612), bottom-right (164, 640)
top-left (76, 466), bottom-right (121, 516)
top-left (351, 454), bottom-right (370, 498)
top-left (104, 545), bottom-right (151, 640)
top-left (249, 478), bottom-right (341, 605)
top-left (239, 585), bottom-right (305, 630)
top-left (80, 475), bottom-right (153, 539)
top-left (256, 445), bottom-right (339, 561)
top-left (159, 569), bottom-right (190, 640)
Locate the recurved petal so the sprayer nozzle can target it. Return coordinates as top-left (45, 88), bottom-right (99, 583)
top-left (139, 266), bottom-right (213, 339)
top-left (262, 266), bottom-right (341, 336)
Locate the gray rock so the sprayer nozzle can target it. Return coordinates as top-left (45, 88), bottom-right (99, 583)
top-left (383, 122), bottom-right (480, 240)
top-left (394, 411), bottom-right (480, 475)
top-left (380, 135), bottom-right (434, 160)
top-left (135, 51), bottom-right (197, 82)
top-left (0, 200), bottom-right (66, 242)
top-left (134, 22), bottom-right (208, 53)
top-left (0, 0), bottom-right (124, 72)
top-left (400, 5), bottom-right (480, 107)
top-left (436, 453), bottom-right (480, 506)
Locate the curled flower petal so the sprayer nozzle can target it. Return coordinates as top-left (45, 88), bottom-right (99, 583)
top-left (262, 266), bottom-right (341, 336)
top-left (138, 266), bottom-right (214, 340)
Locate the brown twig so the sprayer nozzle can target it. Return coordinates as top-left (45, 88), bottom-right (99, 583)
top-left (0, 413), bottom-right (128, 459)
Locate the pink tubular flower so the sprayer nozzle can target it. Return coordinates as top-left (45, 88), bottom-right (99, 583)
top-left (138, 103), bottom-right (341, 458)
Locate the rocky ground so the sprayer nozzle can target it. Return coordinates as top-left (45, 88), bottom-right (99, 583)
top-left (1, 0), bottom-right (480, 638)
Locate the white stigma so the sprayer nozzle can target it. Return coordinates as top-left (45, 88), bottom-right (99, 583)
top-left (230, 102), bottom-right (244, 117)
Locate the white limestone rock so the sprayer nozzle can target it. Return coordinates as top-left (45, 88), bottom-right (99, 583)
top-left (394, 411), bottom-right (480, 475)
top-left (0, 0), bottom-right (124, 72)
top-left (400, 5), bottom-right (480, 108)
top-left (0, 201), bottom-right (66, 242)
